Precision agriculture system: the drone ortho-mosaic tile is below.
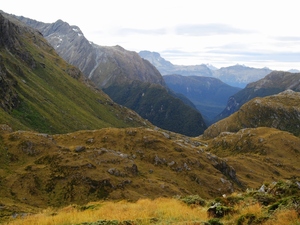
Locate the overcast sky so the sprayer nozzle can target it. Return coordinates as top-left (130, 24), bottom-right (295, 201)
top-left (1, 0), bottom-right (300, 71)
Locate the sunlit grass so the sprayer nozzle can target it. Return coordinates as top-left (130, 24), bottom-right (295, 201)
top-left (5, 198), bottom-right (208, 225)
top-left (264, 209), bottom-right (300, 225)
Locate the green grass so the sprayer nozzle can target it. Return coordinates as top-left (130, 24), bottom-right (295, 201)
top-left (0, 21), bottom-right (148, 134)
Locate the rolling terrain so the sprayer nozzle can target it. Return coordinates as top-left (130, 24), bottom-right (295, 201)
top-left (0, 10), bottom-right (299, 225)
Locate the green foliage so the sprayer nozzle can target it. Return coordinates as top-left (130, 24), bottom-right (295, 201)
top-left (206, 218), bottom-right (223, 225)
top-left (251, 192), bottom-right (277, 206)
top-left (178, 195), bottom-right (206, 206)
top-left (78, 220), bottom-right (119, 225)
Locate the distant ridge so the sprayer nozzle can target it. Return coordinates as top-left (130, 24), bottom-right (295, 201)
top-left (204, 89), bottom-right (300, 139)
top-left (139, 50), bottom-right (213, 77)
top-left (139, 51), bottom-right (272, 88)
top-left (215, 71), bottom-right (300, 122)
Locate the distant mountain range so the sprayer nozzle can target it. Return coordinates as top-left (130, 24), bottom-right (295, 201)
top-left (139, 51), bottom-right (272, 88)
top-left (17, 17), bottom-right (207, 136)
top-left (139, 50), bottom-right (214, 77)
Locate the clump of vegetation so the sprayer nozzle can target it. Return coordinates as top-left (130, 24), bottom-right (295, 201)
top-left (205, 218), bottom-right (223, 225)
top-left (177, 194), bottom-right (206, 206)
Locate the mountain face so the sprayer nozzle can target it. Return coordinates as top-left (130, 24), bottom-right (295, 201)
top-left (216, 71), bottom-right (300, 121)
top-left (0, 12), bottom-right (150, 133)
top-left (139, 50), bottom-right (213, 77)
top-left (204, 90), bottom-right (300, 139)
top-left (163, 74), bottom-right (241, 123)
top-left (18, 17), bottom-right (207, 136)
top-left (17, 18), bottom-right (165, 88)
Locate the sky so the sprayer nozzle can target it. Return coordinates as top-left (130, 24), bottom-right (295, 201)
top-left (1, 0), bottom-right (300, 71)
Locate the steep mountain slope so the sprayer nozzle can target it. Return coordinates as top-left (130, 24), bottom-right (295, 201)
top-left (216, 71), bottom-right (300, 121)
top-left (212, 64), bottom-right (272, 88)
top-left (0, 12), bottom-right (149, 134)
top-left (17, 18), bottom-right (166, 88)
top-left (104, 81), bottom-right (207, 136)
top-left (17, 16), bottom-right (207, 136)
top-left (163, 74), bottom-right (241, 123)
top-left (139, 50), bottom-right (213, 76)
top-left (204, 90), bottom-right (300, 138)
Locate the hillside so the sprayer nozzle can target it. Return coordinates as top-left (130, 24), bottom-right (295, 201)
top-left (216, 71), bottom-right (300, 121)
top-left (103, 80), bottom-right (207, 136)
top-left (0, 12), bottom-right (149, 134)
top-left (16, 16), bottom-right (207, 137)
top-left (163, 74), bottom-right (241, 123)
top-left (0, 126), bottom-right (241, 213)
top-left (204, 90), bottom-right (300, 138)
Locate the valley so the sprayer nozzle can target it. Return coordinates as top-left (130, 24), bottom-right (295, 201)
top-left (0, 10), bottom-right (299, 225)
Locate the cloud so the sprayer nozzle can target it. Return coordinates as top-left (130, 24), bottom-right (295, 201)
top-left (273, 36), bottom-right (300, 42)
top-left (115, 28), bottom-right (167, 36)
top-left (100, 23), bottom-right (252, 37)
top-left (174, 23), bottom-right (252, 36)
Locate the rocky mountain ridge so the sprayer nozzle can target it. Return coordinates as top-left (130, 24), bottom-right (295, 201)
top-left (17, 15), bottom-right (207, 136)
top-left (17, 18), bottom-right (165, 88)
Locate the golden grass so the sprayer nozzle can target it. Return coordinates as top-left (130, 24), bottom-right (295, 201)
top-left (5, 198), bottom-right (208, 225)
top-left (264, 209), bottom-right (300, 225)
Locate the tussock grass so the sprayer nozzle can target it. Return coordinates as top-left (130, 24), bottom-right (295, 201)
top-left (6, 194), bottom-right (300, 225)
top-left (5, 198), bottom-right (208, 225)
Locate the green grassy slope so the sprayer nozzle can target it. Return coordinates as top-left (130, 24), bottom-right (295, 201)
top-left (0, 13), bottom-right (150, 134)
